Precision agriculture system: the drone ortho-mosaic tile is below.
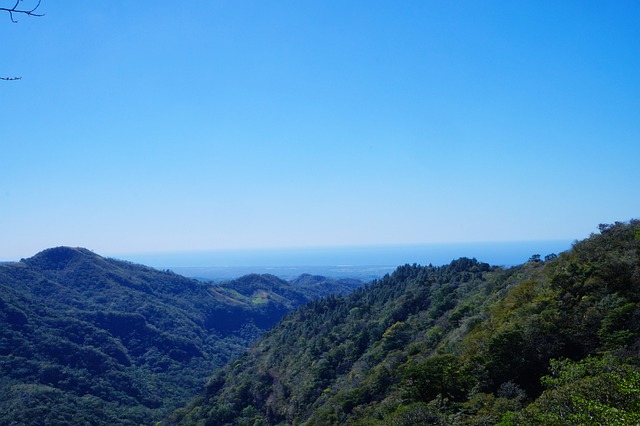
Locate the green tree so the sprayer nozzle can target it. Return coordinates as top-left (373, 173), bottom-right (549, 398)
top-left (404, 354), bottom-right (474, 402)
top-left (505, 356), bottom-right (640, 425)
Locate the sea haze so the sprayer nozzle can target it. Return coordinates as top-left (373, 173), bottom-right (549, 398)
top-left (113, 240), bottom-right (572, 281)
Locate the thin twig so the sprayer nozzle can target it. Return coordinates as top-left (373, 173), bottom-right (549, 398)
top-left (0, 0), bottom-right (44, 23)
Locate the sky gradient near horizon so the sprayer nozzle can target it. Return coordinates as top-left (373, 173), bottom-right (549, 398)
top-left (1, 1), bottom-right (639, 261)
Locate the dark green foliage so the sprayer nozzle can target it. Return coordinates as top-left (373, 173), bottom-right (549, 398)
top-left (403, 354), bottom-right (474, 402)
top-left (170, 257), bottom-right (502, 425)
top-left (505, 355), bottom-right (640, 425)
top-left (171, 219), bottom-right (640, 425)
top-left (0, 247), bottom-right (362, 425)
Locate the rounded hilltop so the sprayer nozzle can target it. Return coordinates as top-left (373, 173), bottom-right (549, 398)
top-left (23, 246), bottom-right (103, 270)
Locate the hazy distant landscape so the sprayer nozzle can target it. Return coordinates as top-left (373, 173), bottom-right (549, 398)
top-left (115, 240), bottom-right (572, 281)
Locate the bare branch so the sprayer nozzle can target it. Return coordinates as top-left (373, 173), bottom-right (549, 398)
top-left (1, 0), bottom-right (44, 23)
top-left (2, 1), bottom-right (44, 80)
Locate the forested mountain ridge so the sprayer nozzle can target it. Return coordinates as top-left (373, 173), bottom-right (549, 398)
top-left (0, 247), bottom-right (361, 425)
top-left (207, 273), bottom-right (359, 334)
top-left (170, 220), bottom-right (640, 425)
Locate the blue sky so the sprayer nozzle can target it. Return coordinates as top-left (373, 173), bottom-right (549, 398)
top-left (1, 1), bottom-right (639, 261)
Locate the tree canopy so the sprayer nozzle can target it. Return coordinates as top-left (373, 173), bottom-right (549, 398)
top-left (170, 219), bottom-right (640, 425)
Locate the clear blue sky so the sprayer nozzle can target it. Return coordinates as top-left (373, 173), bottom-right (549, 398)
top-left (1, 0), bottom-right (639, 261)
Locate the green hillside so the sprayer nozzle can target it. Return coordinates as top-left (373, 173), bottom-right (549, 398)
top-left (170, 220), bottom-right (640, 425)
top-left (0, 247), bottom-right (361, 425)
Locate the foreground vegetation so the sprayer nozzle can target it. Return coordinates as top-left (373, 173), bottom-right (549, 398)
top-left (0, 247), bottom-right (360, 425)
top-left (170, 220), bottom-right (640, 425)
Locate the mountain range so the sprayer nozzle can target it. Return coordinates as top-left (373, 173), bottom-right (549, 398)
top-left (1, 219), bottom-right (639, 425)
top-left (0, 247), bottom-right (361, 425)
top-left (169, 220), bottom-right (640, 425)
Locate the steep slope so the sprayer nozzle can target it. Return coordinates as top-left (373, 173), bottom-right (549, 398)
top-left (170, 256), bottom-right (504, 425)
top-left (171, 220), bottom-right (640, 425)
top-left (0, 247), bottom-right (362, 425)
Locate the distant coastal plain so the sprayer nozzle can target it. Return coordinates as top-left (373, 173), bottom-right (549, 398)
top-left (113, 240), bottom-right (572, 281)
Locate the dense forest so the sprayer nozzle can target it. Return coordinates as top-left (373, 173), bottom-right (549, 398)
top-left (2, 220), bottom-right (638, 425)
top-left (0, 247), bottom-right (361, 425)
top-left (169, 219), bottom-right (640, 425)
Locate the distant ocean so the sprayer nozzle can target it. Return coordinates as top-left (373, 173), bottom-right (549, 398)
top-left (114, 240), bottom-right (573, 282)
